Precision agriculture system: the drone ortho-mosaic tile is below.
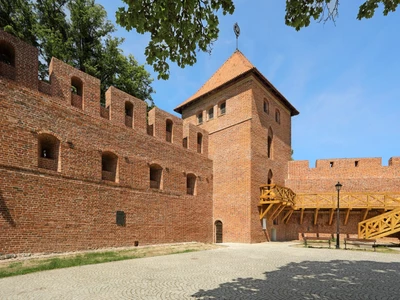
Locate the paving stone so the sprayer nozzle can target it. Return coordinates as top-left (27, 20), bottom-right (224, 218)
top-left (1, 242), bottom-right (399, 299)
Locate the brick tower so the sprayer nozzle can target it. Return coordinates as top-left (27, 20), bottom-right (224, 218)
top-left (175, 51), bottom-right (299, 243)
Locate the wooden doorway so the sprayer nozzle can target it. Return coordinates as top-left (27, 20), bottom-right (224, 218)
top-left (215, 220), bottom-right (223, 243)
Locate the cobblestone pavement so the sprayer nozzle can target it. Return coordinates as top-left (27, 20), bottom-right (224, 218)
top-left (1, 242), bottom-right (400, 299)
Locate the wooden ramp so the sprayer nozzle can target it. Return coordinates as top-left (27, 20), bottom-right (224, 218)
top-left (259, 185), bottom-right (400, 238)
top-left (358, 208), bottom-right (400, 239)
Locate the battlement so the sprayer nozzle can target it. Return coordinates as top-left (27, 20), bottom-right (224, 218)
top-left (0, 30), bottom-right (209, 155)
top-left (289, 157), bottom-right (400, 176)
top-left (286, 157), bottom-right (400, 193)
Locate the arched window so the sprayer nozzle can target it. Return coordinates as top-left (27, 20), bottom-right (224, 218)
top-left (267, 127), bottom-right (273, 159)
top-left (125, 102), bottom-right (133, 128)
top-left (197, 133), bottom-right (203, 154)
top-left (275, 109), bottom-right (280, 124)
top-left (263, 99), bottom-right (269, 114)
top-left (166, 119), bottom-right (173, 142)
top-left (186, 173), bottom-right (196, 195)
top-left (71, 77), bottom-right (83, 109)
top-left (0, 40), bottom-right (16, 80)
top-left (38, 133), bottom-right (60, 171)
top-left (150, 164), bottom-right (163, 189)
top-left (102, 151), bottom-right (118, 182)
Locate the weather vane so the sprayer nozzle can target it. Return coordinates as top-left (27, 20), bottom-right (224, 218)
top-left (233, 23), bottom-right (240, 50)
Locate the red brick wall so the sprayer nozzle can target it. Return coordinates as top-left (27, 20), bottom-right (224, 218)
top-left (250, 79), bottom-right (294, 242)
top-left (286, 158), bottom-right (400, 193)
top-left (182, 78), bottom-right (254, 243)
top-left (0, 30), bottom-right (213, 255)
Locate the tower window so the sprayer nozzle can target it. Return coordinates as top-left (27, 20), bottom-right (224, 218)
top-left (207, 107), bottom-right (214, 120)
top-left (275, 109), bottom-right (280, 124)
top-left (219, 101), bottom-right (226, 115)
top-left (263, 99), bottom-right (269, 114)
top-left (197, 112), bottom-right (203, 124)
top-left (197, 133), bottom-right (203, 154)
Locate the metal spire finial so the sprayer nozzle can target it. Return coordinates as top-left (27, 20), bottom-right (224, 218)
top-left (233, 23), bottom-right (240, 50)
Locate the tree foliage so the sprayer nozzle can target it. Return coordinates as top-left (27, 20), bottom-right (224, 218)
top-left (116, 0), bottom-right (235, 80)
top-left (285, 0), bottom-right (400, 30)
top-left (116, 0), bottom-right (398, 79)
top-left (0, 0), bottom-right (154, 103)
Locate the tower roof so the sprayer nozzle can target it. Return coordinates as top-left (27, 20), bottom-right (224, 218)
top-left (174, 50), bottom-right (299, 116)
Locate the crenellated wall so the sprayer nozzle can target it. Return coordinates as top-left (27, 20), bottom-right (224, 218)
top-left (0, 30), bottom-right (213, 255)
top-left (286, 157), bottom-right (400, 193)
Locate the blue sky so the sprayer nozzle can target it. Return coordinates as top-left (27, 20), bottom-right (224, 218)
top-left (97, 0), bottom-right (399, 167)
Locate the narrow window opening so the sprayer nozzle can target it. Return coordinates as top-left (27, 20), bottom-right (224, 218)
top-left (125, 102), bottom-right (133, 128)
top-left (166, 119), bottom-right (173, 142)
top-left (267, 127), bottom-right (273, 159)
top-left (275, 109), bottom-right (280, 124)
top-left (197, 112), bottom-right (203, 124)
top-left (102, 152), bottom-right (118, 182)
top-left (207, 107), bottom-right (214, 120)
top-left (71, 77), bottom-right (83, 109)
top-left (183, 137), bottom-right (188, 148)
top-left (186, 173), bottom-right (196, 195)
top-left (355, 160), bottom-right (359, 167)
top-left (219, 101), bottom-right (226, 115)
top-left (263, 100), bottom-right (269, 114)
top-left (330, 162), bottom-right (334, 168)
top-left (197, 133), bottom-right (203, 154)
top-left (273, 218), bottom-right (279, 225)
top-left (150, 164), bottom-right (163, 189)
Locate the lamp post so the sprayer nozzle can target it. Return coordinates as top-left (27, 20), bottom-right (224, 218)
top-left (335, 182), bottom-right (342, 249)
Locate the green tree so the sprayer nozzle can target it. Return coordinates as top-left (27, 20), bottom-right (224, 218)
top-left (116, 0), bottom-right (235, 80)
top-left (116, 0), bottom-right (399, 79)
top-left (0, 0), bottom-right (154, 103)
top-left (0, 0), bottom-right (37, 46)
top-left (285, 0), bottom-right (400, 31)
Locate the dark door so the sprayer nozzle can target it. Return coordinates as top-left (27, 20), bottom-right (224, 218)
top-left (215, 221), bottom-right (223, 243)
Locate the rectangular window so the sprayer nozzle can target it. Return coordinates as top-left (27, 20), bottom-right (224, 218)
top-left (219, 102), bottom-right (226, 115)
top-left (208, 107), bottom-right (214, 120)
top-left (197, 112), bottom-right (203, 124)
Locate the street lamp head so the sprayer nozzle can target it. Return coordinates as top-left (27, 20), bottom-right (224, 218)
top-left (335, 182), bottom-right (342, 192)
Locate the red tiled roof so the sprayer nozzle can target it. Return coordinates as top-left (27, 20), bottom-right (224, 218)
top-left (174, 50), bottom-right (299, 116)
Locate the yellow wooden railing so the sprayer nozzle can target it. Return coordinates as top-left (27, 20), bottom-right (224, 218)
top-left (259, 184), bottom-right (295, 221)
top-left (295, 192), bottom-right (400, 210)
top-left (358, 208), bottom-right (400, 239)
top-left (259, 186), bottom-right (400, 237)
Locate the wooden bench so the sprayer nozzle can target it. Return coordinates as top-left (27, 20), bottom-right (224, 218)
top-left (302, 233), bottom-right (334, 248)
top-left (344, 238), bottom-right (376, 251)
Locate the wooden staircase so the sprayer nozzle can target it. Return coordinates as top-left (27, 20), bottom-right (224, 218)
top-left (358, 208), bottom-right (400, 239)
top-left (259, 185), bottom-right (400, 238)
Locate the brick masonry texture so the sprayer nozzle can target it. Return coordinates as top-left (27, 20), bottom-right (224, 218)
top-left (0, 31), bottom-right (213, 254)
top-left (1, 30), bottom-right (399, 254)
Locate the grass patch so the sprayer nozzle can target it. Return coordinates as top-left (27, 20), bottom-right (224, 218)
top-left (0, 243), bottom-right (219, 278)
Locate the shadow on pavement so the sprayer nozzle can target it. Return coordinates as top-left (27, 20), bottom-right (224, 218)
top-left (192, 260), bottom-right (400, 299)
